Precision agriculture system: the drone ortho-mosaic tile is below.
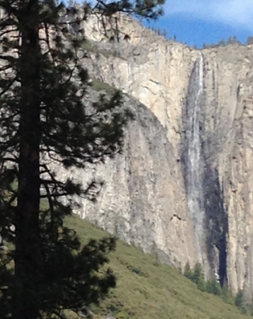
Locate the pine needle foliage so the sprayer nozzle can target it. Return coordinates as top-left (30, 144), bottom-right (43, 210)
top-left (0, 1), bottom-right (164, 319)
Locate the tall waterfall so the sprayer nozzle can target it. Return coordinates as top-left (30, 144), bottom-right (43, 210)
top-left (187, 53), bottom-right (206, 265)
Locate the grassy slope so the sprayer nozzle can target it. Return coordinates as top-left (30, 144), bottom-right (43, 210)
top-left (66, 215), bottom-right (251, 319)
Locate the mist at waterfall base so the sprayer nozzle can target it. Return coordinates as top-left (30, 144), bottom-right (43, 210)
top-left (146, 16), bottom-right (251, 48)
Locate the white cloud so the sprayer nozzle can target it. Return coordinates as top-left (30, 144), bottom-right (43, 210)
top-left (164, 0), bottom-right (253, 30)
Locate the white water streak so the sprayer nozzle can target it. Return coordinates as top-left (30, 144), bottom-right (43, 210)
top-left (187, 53), bottom-right (205, 263)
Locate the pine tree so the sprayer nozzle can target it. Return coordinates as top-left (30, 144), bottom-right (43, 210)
top-left (197, 275), bottom-right (205, 292)
top-left (205, 280), bottom-right (213, 294)
top-left (0, 1), bottom-right (165, 319)
top-left (235, 289), bottom-right (245, 310)
top-left (221, 283), bottom-right (235, 305)
top-left (205, 279), bottom-right (221, 295)
top-left (183, 261), bottom-right (192, 280)
top-left (191, 263), bottom-right (204, 285)
top-left (190, 263), bottom-right (206, 292)
top-left (211, 279), bottom-right (221, 296)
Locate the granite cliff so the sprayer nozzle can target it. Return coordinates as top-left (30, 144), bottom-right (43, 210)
top-left (62, 14), bottom-right (253, 298)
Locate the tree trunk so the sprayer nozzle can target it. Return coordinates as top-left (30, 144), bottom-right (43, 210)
top-left (13, 1), bottom-right (41, 319)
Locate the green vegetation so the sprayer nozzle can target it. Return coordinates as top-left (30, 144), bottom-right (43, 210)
top-left (184, 262), bottom-right (224, 297)
top-left (234, 289), bottom-right (253, 315)
top-left (64, 215), bottom-right (252, 319)
top-left (235, 290), bottom-right (245, 312)
top-left (183, 261), bottom-right (253, 315)
top-left (0, 0), bottom-right (164, 318)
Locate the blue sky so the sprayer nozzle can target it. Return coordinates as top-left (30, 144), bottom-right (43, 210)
top-left (146, 0), bottom-right (253, 47)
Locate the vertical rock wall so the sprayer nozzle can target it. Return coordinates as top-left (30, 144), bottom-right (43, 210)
top-left (72, 16), bottom-right (253, 297)
top-left (76, 97), bottom-right (197, 269)
top-left (182, 53), bottom-right (210, 275)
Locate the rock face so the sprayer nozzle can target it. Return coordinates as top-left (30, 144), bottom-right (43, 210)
top-left (68, 15), bottom-right (253, 297)
top-left (78, 95), bottom-right (196, 269)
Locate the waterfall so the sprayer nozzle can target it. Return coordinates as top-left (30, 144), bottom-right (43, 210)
top-left (187, 53), bottom-right (206, 264)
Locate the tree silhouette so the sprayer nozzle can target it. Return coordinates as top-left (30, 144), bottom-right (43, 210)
top-left (0, 1), bottom-right (165, 318)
